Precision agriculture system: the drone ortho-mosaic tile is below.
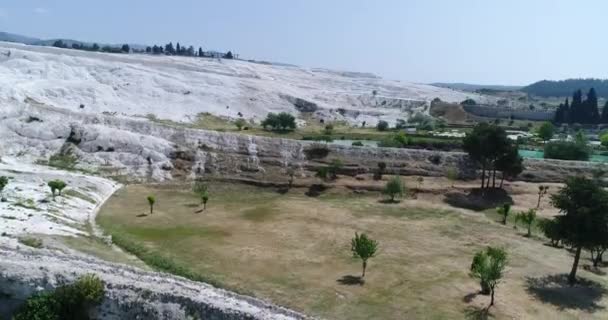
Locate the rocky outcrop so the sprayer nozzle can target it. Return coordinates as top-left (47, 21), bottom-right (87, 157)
top-left (0, 248), bottom-right (307, 320)
top-left (0, 102), bottom-right (599, 184)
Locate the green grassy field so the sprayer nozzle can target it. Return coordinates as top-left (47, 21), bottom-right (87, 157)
top-left (97, 182), bottom-right (608, 319)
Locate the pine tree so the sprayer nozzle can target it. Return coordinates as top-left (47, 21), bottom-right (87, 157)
top-left (165, 42), bottom-right (175, 55)
top-left (176, 42), bottom-right (181, 55)
top-left (198, 47), bottom-right (204, 57)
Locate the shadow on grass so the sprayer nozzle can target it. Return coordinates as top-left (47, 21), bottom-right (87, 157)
top-left (463, 292), bottom-right (479, 303)
top-left (583, 265), bottom-right (607, 276)
top-left (525, 274), bottom-right (607, 312)
top-left (378, 199), bottom-right (401, 204)
top-left (464, 306), bottom-right (494, 320)
top-left (336, 275), bottom-right (364, 286)
top-left (135, 213), bottom-right (148, 218)
top-left (444, 188), bottom-right (513, 212)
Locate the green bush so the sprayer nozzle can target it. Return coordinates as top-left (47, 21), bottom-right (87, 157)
top-left (351, 141), bottom-right (364, 147)
top-left (376, 120), bottom-right (389, 131)
top-left (543, 141), bottom-right (590, 161)
top-left (14, 274), bottom-right (104, 320)
top-left (261, 112), bottom-right (296, 131)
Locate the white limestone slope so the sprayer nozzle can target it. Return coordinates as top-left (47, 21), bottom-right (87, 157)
top-left (0, 41), bottom-right (490, 126)
top-left (0, 157), bottom-right (119, 244)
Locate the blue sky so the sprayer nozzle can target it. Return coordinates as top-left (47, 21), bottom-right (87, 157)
top-left (0, 0), bottom-right (606, 85)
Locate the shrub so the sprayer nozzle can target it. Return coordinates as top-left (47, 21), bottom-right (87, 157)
top-left (303, 143), bottom-right (330, 159)
top-left (261, 112), bottom-right (296, 131)
top-left (383, 177), bottom-right (405, 202)
top-left (14, 274), bottom-right (104, 320)
top-left (543, 140), bottom-right (590, 161)
top-left (0, 176), bottom-right (8, 200)
top-left (48, 153), bottom-right (78, 170)
top-left (351, 141), bottom-right (364, 147)
top-left (376, 120), bottom-right (389, 131)
top-left (537, 218), bottom-right (562, 247)
top-left (515, 209), bottom-right (537, 237)
top-left (234, 118), bottom-right (246, 130)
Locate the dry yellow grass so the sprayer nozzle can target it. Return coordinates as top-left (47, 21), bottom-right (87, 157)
top-left (97, 182), bottom-right (608, 319)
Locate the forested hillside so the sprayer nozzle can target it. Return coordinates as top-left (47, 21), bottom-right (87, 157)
top-left (523, 79), bottom-right (608, 98)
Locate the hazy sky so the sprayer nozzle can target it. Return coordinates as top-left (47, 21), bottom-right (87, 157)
top-left (0, 0), bottom-right (606, 85)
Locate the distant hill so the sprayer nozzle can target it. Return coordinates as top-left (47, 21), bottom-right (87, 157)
top-left (0, 31), bottom-right (147, 51)
top-left (522, 79), bottom-right (608, 98)
top-left (0, 32), bottom-right (41, 45)
top-left (431, 82), bottom-right (523, 92)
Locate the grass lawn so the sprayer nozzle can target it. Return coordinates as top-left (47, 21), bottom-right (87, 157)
top-left (98, 183), bottom-right (608, 320)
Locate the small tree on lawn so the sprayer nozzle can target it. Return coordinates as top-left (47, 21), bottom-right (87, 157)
top-left (516, 209), bottom-right (537, 237)
top-left (551, 177), bottom-right (608, 284)
top-left (192, 180), bottom-right (208, 205)
top-left (446, 167), bottom-right (458, 188)
top-left (201, 191), bottom-right (209, 210)
top-left (470, 247), bottom-right (507, 307)
top-left (147, 195), bottom-right (155, 215)
top-left (536, 185), bottom-right (549, 209)
top-left (496, 203), bottom-right (511, 225)
top-left (383, 176), bottom-right (405, 202)
top-left (351, 232), bottom-right (379, 279)
top-left (0, 176), bottom-right (8, 201)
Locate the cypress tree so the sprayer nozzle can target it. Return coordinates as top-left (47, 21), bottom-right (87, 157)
top-left (585, 88), bottom-right (599, 123)
top-left (570, 90), bottom-right (583, 123)
top-left (198, 47), bottom-right (203, 57)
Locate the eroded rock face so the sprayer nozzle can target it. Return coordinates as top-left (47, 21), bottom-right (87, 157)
top-left (0, 248), bottom-right (307, 320)
top-left (0, 102), bottom-right (598, 184)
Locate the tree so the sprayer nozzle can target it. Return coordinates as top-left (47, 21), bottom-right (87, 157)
top-left (470, 247), bottom-right (507, 307)
top-left (201, 191), bottom-right (209, 210)
top-left (463, 123), bottom-right (512, 190)
top-left (91, 43), bottom-right (100, 51)
top-left (176, 43), bottom-right (181, 55)
top-left (537, 218), bottom-right (563, 247)
top-left (145, 46), bottom-right (152, 53)
top-left (121, 44), bottom-right (130, 53)
top-left (601, 132), bottom-right (608, 147)
top-left (495, 146), bottom-right (524, 188)
top-left (446, 167), bottom-right (458, 188)
top-left (374, 162), bottom-right (387, 181)
top-left (147, 195), bottom-right (155, 215)
top-left (376, 120), bottom-right (389, 131)
top-left (383, 176), bottom-right (405, 202)
top-left (261, 112), bottom-right (296, 131)
top-left (52, 40), bottom-right (66, 48)
top-left (537, 122), bottom-right (554, 143)
top-left (48, 180), bottom-right (66, 200)
top-left (198, 47), bottom-right (204, 57)
top-left (550, 177), bottom-right (608, 284)
top-left (351, 232), bottom-right (379, 278)
top-left (0, 176), bottom-right (8, 201)
top-left (224, 51), bottom-right (234, 59)
top-left (165, 42), bottom-right (175, 55)
top-left (536, 185), bottom-right (549, 209)
top-left (234, 118), bottom-right (246, 130)
top-left (601, 101), bottom-right (608, 124)
top-left (516, 209), bottom-right (537, 237)
top-left (192, 180), bottom-right (208, 205)
top-left (496, 203), bottom-right (511, 225)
